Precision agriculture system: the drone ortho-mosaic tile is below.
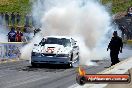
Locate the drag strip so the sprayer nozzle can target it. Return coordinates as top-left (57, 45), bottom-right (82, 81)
top-left (0, 59), bottom-right (112, 88)
top-left (4, 45), bottom-right (132, 88)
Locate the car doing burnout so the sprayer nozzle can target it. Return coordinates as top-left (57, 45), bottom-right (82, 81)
top-left (31, 36), bottom-right (79, 67)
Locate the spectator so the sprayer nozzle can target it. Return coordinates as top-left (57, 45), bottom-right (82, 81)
top-left (16, 28), bottom-right (23, 42)
top-left (11, 12), bottom-right (16, 26)
top-left (5, 12), bottom-right (10, 25)
top-left (16, 12), bottom-right (21, 25)
top-left (8, 27), bottom-right (16, 42)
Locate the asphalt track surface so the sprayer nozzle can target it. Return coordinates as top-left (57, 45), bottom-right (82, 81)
top-left (0, 58), bottom-right (113, 88)
top-left (0, 44), bottom-right (131, 88)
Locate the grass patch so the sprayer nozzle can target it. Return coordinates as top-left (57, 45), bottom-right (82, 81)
top-left (102, 0), bottom-right (132, 13)
top-left (0, 0), bottom-right (31, 14)
top-left (0, 0), bottom-right (131, 14)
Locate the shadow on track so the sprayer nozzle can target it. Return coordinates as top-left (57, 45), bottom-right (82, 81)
top-left (18, 64), bottom-right (73, 72)
top-left (31, 64), bottom-right (72, 69)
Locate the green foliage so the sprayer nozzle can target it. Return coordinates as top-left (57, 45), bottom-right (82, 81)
top-left (0, 0), bottom-right (32, 25)
top-left (0, 0), bottom-right (31, 14)
top-left (0, 0), bottom-right (131, 23)
top-left (102, 0), bottom-right (132, 13)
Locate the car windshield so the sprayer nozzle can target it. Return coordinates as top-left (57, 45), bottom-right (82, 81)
top-left (40, 37), bottom-right (71, 47)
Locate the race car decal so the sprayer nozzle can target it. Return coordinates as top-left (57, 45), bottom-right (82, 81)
top-left (46, 47), bottom-right (55, 53)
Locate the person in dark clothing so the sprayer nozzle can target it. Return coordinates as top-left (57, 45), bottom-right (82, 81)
top-left (11, 12), bottom-right (15, 26)
top-left (16, 12), bottom-right (21, 25)
top-left (8, 27), bottom-right (16, 42)
top-left (16, 28), bottom-right (23, 42)
top-left (107, 31), bottom-right (123, 66)
top-left (5, 12), bottom-right (9, 25)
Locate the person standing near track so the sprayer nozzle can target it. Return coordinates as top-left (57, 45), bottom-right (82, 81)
top-left (16, 28), bottom-right (23, 42)
top-left (8, 27), bottom-right (16, 42)
top-left (107, 31), bottom-right (123, 66)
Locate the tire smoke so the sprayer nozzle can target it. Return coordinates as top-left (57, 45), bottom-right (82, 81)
top-left (0, 25), bottom-right (9, 42)
top-left (39, 0), bottom-right (112, 65)
top-left (21, 0), bottom-right (114, 65)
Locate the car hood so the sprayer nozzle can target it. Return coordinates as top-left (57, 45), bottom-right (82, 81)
top-left (32, 44), bottom-right (72, 54)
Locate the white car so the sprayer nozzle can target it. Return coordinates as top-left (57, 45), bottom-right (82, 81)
top-left (31, 36), bottom-right (79, 67)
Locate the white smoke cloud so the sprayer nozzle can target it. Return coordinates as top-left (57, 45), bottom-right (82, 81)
top-left (38, 0), bottom-right (112, 65)
top-left (0, 25), bottom-right (9, 42)
top-left (22, 0), bottom-right (130, 65)
top-left (20, 33), bottom-right (43, 61)
top-left (0, 16), bottom-right (10, 42)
